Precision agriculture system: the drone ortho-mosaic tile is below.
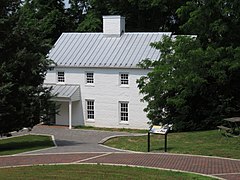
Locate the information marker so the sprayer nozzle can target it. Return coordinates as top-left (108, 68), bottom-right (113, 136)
top-left (147, 124), bottom-right (172, 152)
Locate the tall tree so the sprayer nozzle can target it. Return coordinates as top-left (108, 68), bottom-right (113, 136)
top-left (76, 11), bottom-right (101, 32)
top-left (137, 0), bottom-right (240, 131)
top-left (67, 0), bottom-right (101, 32)
top-left (177, 0), bottom-right (240, 47)
top-left (0, 0), bottom-right (55, 135)
top-left (19, 0), bottom-right (72, 44)
top-left (72, 0), bottom-right (186, 33)
top-left (138, 36), bottom-right (240, 131)
top-left (64, 0), bottom-right (186, 33)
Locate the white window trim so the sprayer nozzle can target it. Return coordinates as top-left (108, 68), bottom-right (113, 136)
top-left (119, 72), bottom-right (129, 87)
top-left (85, 72), bottom-right (95, 86)
top-left (57, 71), bottom-right (65, 84)
top-left (85, 99), bottom-right (95, 122)
top-left (119, 101), bottom-right (129, 125)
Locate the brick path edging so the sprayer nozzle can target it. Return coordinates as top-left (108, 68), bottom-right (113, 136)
top-left (0, 152), bottom-right (240, 180)
top-left (80, 162), bottom-right (223, 180)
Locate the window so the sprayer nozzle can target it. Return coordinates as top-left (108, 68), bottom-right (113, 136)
top-left (120, 73), bottom-right (129, 85)
top-left (57, 71), bottom-right (65, 83)
top-left (120, 102), bottom-right (128, 122)
top-left (86, 72), bottom-right (94, 84)
top-left (86, 100), bottom-right (94, 120)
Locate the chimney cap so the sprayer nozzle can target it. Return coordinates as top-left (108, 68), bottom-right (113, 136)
top-left (102, 15), bottom-right (125, 19)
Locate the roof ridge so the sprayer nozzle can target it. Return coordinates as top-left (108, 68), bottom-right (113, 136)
top-left (62, 32), bottom-right (171, 35)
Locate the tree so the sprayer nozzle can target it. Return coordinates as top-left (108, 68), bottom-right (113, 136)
top-left (177, 0), bottom-right (240, 47)
top-left (19, 0), bottom-right (72, 44)
top-left (0, 0), bottom-right (55, 135)
top-left (138, 36), bottom-right (240, 131)
top-left (76, 11), bottom-right (101, 32)
top-left (73, 0), bottom-right (185, 33)
top-left (65, 0), bottom-right (186, 33)
top-left (113, 0), bottom-right (185, 32)
top-left (137, 0), bottom-right (240, 131)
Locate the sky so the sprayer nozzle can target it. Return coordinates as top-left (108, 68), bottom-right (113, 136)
top-left (64, 0), bottom-right (70, 8)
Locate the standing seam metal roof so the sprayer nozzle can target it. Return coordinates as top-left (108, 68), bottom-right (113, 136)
top-left (48, 32), bottom-right (171, 68)
top-left (44, 84), bottom-right (80, 99)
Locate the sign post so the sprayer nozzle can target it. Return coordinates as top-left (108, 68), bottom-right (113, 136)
top-left (148, 124), bottom-right (172, 152)
top-left (148, 132), bottom-right (150, 152)
top-left (164, 133), bottom-right (167, 152)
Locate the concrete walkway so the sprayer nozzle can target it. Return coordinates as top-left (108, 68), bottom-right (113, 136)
top-left (12, 125), bottom-right (139, 153)
top-left (1, 125), bottom-right (240, 180)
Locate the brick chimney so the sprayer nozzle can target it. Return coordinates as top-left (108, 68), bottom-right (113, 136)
top-left (103, 15), bottom-right (125, 37)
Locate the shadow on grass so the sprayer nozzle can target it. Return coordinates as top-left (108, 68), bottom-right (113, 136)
top-left (0, 135), bottom-right (55, 155)
top-left (0, 140), bottom-right (52, 151)
top-left (0, 139), bottom-right (87, 153)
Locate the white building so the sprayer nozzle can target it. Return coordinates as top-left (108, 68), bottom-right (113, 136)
top-left (44, 15), bottom-right (171, 129)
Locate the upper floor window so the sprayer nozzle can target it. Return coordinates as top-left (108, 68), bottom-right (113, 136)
top-left (86, 72), bottom-right (94, 84)
top-left (120, 102), bottom-right (128, 122)
top-left (57, 71), bottom-right (65, 83)
top-left (86, 100), bottom-right (94, 120)
top-left (120, 73), bottom-right (129, 85)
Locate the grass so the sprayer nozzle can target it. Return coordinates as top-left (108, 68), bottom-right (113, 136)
top-left (75, 125), bottom-right (148, 133)
top-left (0, 164), bottom-right (215, 180)
top-left (0, 135), bottom-right (54, 155)
top-left (105, 130), bottom-right (240, 159)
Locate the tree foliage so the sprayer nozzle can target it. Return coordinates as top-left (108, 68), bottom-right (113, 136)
top-left (138, 36), bottom-right (240, 131)
top-left (75, 0), bottom-right (186, 33)
top-left (177, 0), bottom-right (240, 47)
top-left (67, 0), bottom-right (185, 32)
top-left (138, 0), bottom-right (240, 131)
top-left (19, 0), bottom-right (72, 44)
top-left (0, 0), bottom-right (55, 135)
top-left (76, 11), bottom-right (102, 32)
top-left (26, 0), bottom-right (185, 33)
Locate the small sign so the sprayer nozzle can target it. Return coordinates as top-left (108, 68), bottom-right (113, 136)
top-left (149, 125), bottom-right (169, 134)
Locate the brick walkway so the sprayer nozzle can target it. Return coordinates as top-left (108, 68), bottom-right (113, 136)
top-left (0, 153), bottom-right (240, 180)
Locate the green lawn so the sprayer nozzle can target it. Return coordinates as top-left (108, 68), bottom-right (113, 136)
top-left (0, 135), bottom-right (54, 155)
top-left (105, 130), bottom-right (240, 159)
top-left (0, 164), bottom-right (215, 180)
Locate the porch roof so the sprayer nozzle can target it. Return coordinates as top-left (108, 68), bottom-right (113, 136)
top-left (44, 84), bottom-right (80, 101)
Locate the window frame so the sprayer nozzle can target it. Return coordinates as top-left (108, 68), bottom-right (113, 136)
top-left (85, 72), bottom-right (94, 86)
top-left (57, 71), bottom-right (65, 83)
top-left (86, 99), bottom-right (95, 121)
top-left (119, 101), bottom-right (129, 124)
top-left (119, 72), bottom-right (129, 87)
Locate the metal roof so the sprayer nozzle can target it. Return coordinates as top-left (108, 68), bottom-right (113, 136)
top-left (44, 84), bottom-right (80, 101)
top-left (48, 32), bottom-right (171, 68)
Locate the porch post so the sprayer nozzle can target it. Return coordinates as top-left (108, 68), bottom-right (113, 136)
top-left (69, 100), bottom-right (72, 129)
